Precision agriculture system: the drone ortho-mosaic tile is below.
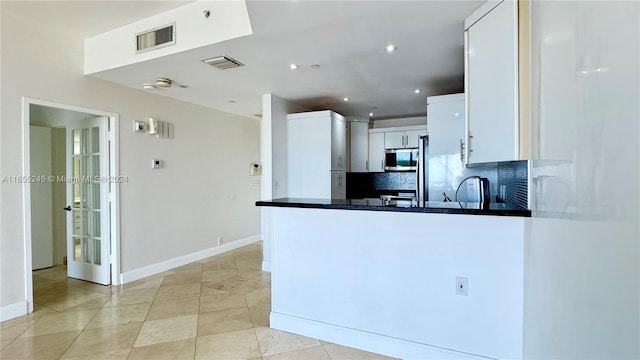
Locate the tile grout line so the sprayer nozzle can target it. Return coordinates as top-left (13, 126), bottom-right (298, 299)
top-left (56, 283), bottom-right (112, 360)
top-left (130, 275), bottom-right (164, 353)
top-left (193, 275), bottom-right (203, 360)
top-left (251, 319), bottom-right (265, 360)
top-left (7, 243), bottom-right (390, 360)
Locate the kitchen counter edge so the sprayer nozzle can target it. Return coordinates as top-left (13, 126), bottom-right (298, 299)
top-left (256, 198), bottom-right (531, 217)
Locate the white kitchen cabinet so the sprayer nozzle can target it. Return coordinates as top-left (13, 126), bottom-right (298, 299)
top-left (350, 121), bottom-right (370, 172)
top-left (368, 132), bottom-right (385, 172)
top-left (287, 111), bottom-right (347, 199)
top-left (427, 93), bottom-right (466, 158)
top-left (465, 0), bottom-right (519, 164)
top-left (427, 94), bottom-right (466, 201)
top-left (330, 171), bottom-right (346, 198)
top-left (384, 128), bottom-right (427, 149)
top-left (331, 115), bottom-right (347, 171)
top-left (384, 131), bottom-right (405, 149)
top-left (405, 129), bottom-right (427, 148)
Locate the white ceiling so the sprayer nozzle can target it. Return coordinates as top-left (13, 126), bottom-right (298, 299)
top-left (7, 0), bottom-right (483, 120)
top-left (2, 1), bottom-right (193, 38)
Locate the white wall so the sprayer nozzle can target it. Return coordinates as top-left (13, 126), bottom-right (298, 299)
top-left (259, 94), bottom-right (308, 271)
top-left (29, 126), bottom-right (53, 270)
top-left (1, 4), bottom-right (260, 312)
top-left (373, 116), bottom-right (426, 128)
top-left (51, 128), bottom-right (66, 266)
top-left (525, 1), bottom-right (639, 358)
top-left (30, 105), bottom-right (94, 128)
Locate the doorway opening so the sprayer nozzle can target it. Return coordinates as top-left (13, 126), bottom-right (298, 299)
top-left (22, 98), bottom-right (120, 313)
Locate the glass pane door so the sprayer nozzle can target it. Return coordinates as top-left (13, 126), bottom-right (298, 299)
top-left (66, 117), bottom-right (109, 285)
top-left (71, 127), bottom-right (101, 266)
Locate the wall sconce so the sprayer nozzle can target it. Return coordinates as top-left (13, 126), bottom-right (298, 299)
top-left (133, 118), bottom-right (174, 139)
top-left (148, 117), bottom-right (174, 139)
top-left (148, 117), bottom-right (159, 135)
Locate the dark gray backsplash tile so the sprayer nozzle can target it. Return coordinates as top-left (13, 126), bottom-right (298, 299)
top-left (497, 161), bottom-right (529, 209)
top-left (372, 172), bottom-right (416, 191)
top-left (346, 172), bottom-right (416, 198)
top-left (349, 159), bottom-right (529, 209)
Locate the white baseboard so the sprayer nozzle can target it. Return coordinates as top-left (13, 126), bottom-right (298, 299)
top-left (262, 261), bottom-right (271, 272)
top-left (270, 312), bottom-right (487, 360)
top-left (1, 301), bottom-right (28, 322)
top-left (120, 234), bottom-right (261, 284)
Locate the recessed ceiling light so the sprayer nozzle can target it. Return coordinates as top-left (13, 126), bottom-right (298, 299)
top-left (310, 64), bottom-right (320, 69)
top-left (343, 97), bottom-right (350, 102)
top-left (289, 64), bottom-right (299, 70)
top-left (369, 112), bottom-right (374, 117)
top-left (143, 84), bottom-right (156, 91)
top-left (414, 89), bottom-right (422, 94)
top-left (385, 44), bottom-right (397, 53)
top-left (354, 119), bottom-right (358, 122)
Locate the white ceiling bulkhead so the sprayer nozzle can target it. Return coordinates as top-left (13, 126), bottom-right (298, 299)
top-left (82, 0), bottom-right (482, 120)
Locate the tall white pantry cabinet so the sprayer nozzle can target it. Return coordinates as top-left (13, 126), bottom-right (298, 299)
top-left (287, 111), bottom-right (347, 199)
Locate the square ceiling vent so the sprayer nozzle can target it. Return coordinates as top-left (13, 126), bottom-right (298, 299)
top-left (202, 56), bottom-right (244, 70)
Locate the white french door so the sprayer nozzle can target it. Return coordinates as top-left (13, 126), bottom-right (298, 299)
top-left (65, 117), bottom-right (110, 285)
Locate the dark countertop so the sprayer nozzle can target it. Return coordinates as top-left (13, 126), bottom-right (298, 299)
top-left (256, 198), bottom-right (531, 217)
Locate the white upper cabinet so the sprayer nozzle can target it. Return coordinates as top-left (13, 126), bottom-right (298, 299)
top-left (384, 131), bottom-right (405, 149)
top-left (427, 93), bottom-right (466, 159)
top-left (405, 129), bottom-right (427, 148)
top-left (383, 127), bottom-right (427, 149)
top-left (369, 125), bottom-right (426, 172)
top-left (368, 132), bottom-right (385, 173)
top-left (465, 0), bottom-right (519, 164)
top-left (350, 121), bottom-right (370, 173)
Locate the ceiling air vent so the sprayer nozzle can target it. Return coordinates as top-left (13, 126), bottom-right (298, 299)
top-left (136, 23), bottom-right (176, 53)
top-left (202, 56), bottom-right (245, 70)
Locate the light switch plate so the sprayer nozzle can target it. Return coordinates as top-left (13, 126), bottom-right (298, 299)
top-left (133, 120), bottom-right (146, 132)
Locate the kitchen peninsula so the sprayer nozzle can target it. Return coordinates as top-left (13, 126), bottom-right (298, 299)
top-left (257, 198), bottom-right (530, 359)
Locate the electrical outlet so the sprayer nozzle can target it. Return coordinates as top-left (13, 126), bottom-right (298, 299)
top-left (456, 277), bottom-right (468, 296)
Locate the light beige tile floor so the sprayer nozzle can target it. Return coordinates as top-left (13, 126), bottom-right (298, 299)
top-left (0, 242), bottom-right (396, 360)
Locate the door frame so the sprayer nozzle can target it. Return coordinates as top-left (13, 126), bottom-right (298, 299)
top-left (21, 97), bottom-right (121, 313)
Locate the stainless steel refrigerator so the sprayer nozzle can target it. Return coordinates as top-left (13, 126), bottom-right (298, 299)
top-left (416, 135), bottom-right (429, 201)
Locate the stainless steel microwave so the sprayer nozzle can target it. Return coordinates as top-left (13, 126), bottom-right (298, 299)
top-left (384, 148), bottom-right (418, 171)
